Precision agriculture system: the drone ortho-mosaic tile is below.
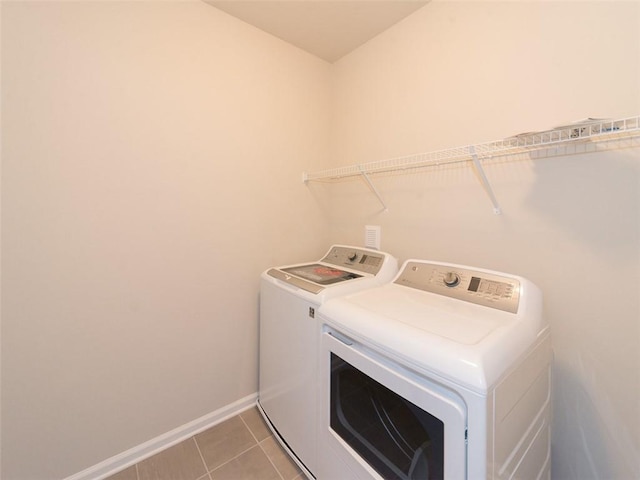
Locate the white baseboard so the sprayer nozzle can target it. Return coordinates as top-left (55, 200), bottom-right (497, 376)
top-left (64, 392), bottom-right (258, 480)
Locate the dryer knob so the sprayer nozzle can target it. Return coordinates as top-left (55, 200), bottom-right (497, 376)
top-left (443, 272), bottom-right (460, 287)
top-left (348, 252), bottom-right (358, 262)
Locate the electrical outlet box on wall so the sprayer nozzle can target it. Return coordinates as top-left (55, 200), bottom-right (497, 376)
top-left (365, 225), bottom-right (381, 250)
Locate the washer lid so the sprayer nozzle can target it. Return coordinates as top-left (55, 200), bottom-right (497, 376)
top-left (281, 264), bottom-right (362, 286)
top-left (265, 245), bottom-right (398, 295)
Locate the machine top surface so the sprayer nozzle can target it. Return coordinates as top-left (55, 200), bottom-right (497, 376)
top-left (265, 245), bottom-right (398, 295)
top-left (319, 259), bottom-right (546, 392)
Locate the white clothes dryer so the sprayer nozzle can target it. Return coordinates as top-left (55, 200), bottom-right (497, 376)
top-left (317, 259), bottom-right (552, 480)
top-left (258, 245), bottom-right (398, 478)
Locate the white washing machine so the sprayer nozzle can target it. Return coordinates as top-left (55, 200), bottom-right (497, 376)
top-left (317, 259), bottom-right (552, 480)
top-left (258, 245), bottom-right (398, 478)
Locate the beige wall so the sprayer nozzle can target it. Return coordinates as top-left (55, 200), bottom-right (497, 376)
top-left (1, 1), bottom-right (331, 478)
top-left (325, 1), bottom-right (640, 479)
top-left (2, 1), bottom-right (640, 479)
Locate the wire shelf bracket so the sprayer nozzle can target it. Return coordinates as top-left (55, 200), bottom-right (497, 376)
top-left (469, 145), bottom-right (502, 215)
top-left (358, 165), bottom-right (389, 211)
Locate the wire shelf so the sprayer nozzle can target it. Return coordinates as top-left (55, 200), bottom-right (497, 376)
top-left (303, 116), bottom-right (640, 182)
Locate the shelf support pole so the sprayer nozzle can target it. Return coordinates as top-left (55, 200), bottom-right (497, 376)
top-left (469, 146), bottom-right (502, 215)
top-left (358, 165), bottom-right (388, 211)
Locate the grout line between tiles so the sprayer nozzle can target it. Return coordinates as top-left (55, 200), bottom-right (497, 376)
top-left (239, 413), bottom-right (286, 480)
top-left (257, 437), bottom-right (286, 480)
top-left (238, 413), bottom-right (260, 444)
top-left (195, 472), bottom-right (213, 480)
top-left (196, 439), bottom-right (261, 477)
top-left (123, 412), bottom-right (292, 480)
top-left (192, 435), bottom-right (213, 477)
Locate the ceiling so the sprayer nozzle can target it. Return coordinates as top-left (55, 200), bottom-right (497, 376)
top-left (204, 1), bottom-right (429, 63)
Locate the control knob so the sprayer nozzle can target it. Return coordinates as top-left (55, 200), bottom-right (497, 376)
top-left (348, 252), bottom-right (358, 262)
top-left (443, 271), bottom-right (460, 287)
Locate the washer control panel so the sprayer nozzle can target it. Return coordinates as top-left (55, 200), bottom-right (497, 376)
top-left (321, 246), bottom-right (386, 275)
top-left (395, 261), bottom-right (521, 313)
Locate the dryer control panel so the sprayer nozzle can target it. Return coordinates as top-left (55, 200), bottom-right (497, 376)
top-left (395, 261), bottom-right (521, 313)
top-left (320, 246), bottom-right (387, 275)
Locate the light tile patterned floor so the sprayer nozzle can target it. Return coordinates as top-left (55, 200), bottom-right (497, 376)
top-left (106, 407), bottom-right (304, 480)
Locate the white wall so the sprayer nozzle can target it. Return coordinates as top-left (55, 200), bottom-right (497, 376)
top-left (325, 1), bottom-right (640, 479)
top-left (0, 2), bottom-right (331, 478)
top-left (2, 1), bottom-right (639, 479)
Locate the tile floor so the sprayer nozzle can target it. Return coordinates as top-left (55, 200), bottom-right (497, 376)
top-left (105, 407), bottom-right (304, 480)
